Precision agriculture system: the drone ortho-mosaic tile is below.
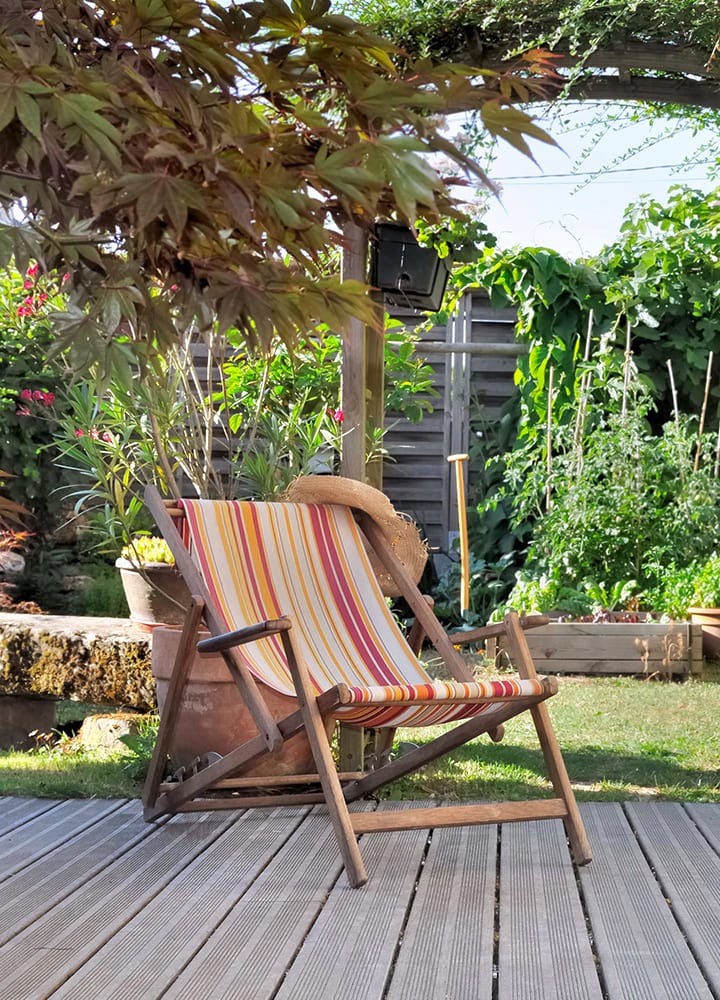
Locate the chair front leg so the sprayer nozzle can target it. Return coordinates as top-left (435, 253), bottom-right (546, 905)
top-left (279, 627), bottom-right (368, 888)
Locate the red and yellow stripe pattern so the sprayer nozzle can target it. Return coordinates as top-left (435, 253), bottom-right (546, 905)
top-left (178, 499), bottom-right (545, 727)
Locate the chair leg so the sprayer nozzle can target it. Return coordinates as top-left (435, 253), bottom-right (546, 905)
top-left (281, 630), bottom-right (367, 887)
top-left (143, 597), bottom-right (205, 818)
top-left (529, 702), bottom-right (592, 864)
top-left (503, 611), bottom-right (592, 865)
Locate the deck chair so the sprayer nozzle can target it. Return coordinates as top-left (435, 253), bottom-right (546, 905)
top-left (142, 483), bottom-right (591, 887)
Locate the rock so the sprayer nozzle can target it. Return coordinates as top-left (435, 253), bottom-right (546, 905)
top-left (78, 712), bottom-right (142, 752)
top-left (0, 552), bottom-right (25, 576)
top-left (0, 613), bottom-right (155, 710)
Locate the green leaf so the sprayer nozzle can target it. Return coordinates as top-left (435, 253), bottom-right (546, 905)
top-left (14, 90), bottom-right (41, 141)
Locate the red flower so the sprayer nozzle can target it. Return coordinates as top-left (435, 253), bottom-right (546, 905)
top-left (23, 279), bottom-right (33, 290)
top-left (15, 406), bottom-right (31, 416)
top-left (26, 263), bottom-right (39, 277)
top-left (101, 431), bottom-right (114, 443)
top-left (62, 273), bottom-right (70, 283)
top-left (32, 390), bottom-right (44, 400)
top-left (17, 305), bottom-right (33, 317)
top-left (19, 389), bottom-right (33, 401)
top-left (330, 408), bottom-right (344, 423)
top-left (38, 293), bottom-right (49, 304)
top-left (74, 428), bottom-right (84, 438)
top-left (42, 392), bottom-right (55, 406)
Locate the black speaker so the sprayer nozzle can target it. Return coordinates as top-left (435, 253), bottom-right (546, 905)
top-left (371, 222), bottom-right (452, 312)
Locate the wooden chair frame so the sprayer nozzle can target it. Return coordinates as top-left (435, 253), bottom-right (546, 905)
top-left (142, 485), bottom-right (591, 887)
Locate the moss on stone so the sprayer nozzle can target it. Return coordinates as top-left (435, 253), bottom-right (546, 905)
top-left (0, 614), bottom-right (155, 711)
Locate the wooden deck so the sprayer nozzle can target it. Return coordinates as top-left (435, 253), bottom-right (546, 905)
top-left (2, 798), bottom-right (719, 1000)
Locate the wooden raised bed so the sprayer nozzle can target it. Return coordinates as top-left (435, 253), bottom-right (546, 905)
top-left (487, 620), bottom-right (704, 677)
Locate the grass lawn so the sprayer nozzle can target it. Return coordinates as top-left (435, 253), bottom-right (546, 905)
top-left (0, 675), bottom-right (718, 802)
top-left (390, 675), bottom-right (720, 802)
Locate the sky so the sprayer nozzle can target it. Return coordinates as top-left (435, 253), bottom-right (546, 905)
top-left (475, 101), bottom-right (717, 259)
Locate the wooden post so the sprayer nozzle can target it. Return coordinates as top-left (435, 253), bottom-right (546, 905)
top-left (340, 220), bottom-right (368, 482)
top-left (365, 298), bottom-right (385, 490)
top-left (340, 220), bottom-right (369, 768)
top-left (447, 453), bottom-right (470, 616)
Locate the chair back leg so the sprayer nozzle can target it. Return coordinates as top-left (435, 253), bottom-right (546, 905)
top-left (143, 597), bottom-right (205, 819)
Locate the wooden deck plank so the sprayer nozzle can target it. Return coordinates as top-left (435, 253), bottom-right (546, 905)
top-left (50, 806), bottom-right (311, 1000)
top-left (686, 802), bottom-right (720, 845)
top-left (0, 800), bottom-right (156, 947)
top-left (0, 798), bottom-right (123, 880)
top-left (0, 795), bottom-right (63, 832)
top-left (499, 817), bottom-right (602, 1000)
top-left (0, 797), bottom-right (717, 1000)
top-left (386, 821), bottom-right (497, 1000)
top-left (578, 802), bottom-right (713, 1000)
top-left (0, 807), bottom-right (239, 1000)
top-left (160, 807), bottom-right (358, 1000)
top-left (273, 803), bottom-right (430, 1000)
top-left (626, 802), bottom-right (720, 992)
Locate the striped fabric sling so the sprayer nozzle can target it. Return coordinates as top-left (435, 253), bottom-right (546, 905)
top-left (178, 498), bottom-right (547, 728)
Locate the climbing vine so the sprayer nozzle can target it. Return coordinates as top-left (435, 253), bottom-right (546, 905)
top-left (345, 1), bottom-right (719, 63)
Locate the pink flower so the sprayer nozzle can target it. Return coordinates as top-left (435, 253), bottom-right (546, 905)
top-left (74, 428), bottom-right (84, 438)
top-left (19, 389), bottom-right (33, 401)
top-left (38, 293), bottom-right (49, 304)
top-left (89, 427), bottom-right (100, 439)
top-left (24, 279), bottom-right (33, 290)
top-left (23, 296), bottom-right (34, 306)
top-left (15, 406), bottom-right (31, 416)
top-left (330, 408), bottom-right (344, 423)
top-left (62, 273), bottom-right (70, 283)
top-left (101, 431), bottom-right (114, 443)
top-left (17, 305), bottom-right (33, 317)
top-left (42, 392), bottom-right (55, 406)
top-left (26, 263), bottom-right (39, 277)
top-left (32, 390), bottom-right (44, 400)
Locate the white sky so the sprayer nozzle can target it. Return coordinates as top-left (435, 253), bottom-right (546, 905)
top-left (477, 101), bottom-right (717, 258)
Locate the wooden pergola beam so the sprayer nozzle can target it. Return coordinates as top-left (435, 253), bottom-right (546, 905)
top-left (450, 40), bottom-right (720, 111)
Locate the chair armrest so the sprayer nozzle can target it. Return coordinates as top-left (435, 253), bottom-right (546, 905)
top-left (197, 616), bottom-right (292, 654)
top-left (448, 614), bottom-right (549, 646)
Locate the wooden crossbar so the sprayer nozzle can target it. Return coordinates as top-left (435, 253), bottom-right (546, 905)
top-left (350, 799), bottom-right (568, 834)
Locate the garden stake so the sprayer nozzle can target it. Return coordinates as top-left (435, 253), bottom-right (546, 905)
top-left (621, 319), bottom-right (632, 425)
top-left (667, 359), bottom-right (685, 483)
top-left (447, 453), bottom-right (470, 617)
top-left (694, 350), bottom-right (714, 472)
top-left (546, 365), bottom-right (554, 511)
top-left (572, 310), bottom-right (594, 474)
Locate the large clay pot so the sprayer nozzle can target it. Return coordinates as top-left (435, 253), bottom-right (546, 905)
top-left (116, 559), bottom-right (191, 629)
top-left (151, 625), bottom-right (319, 775)
top-left (687, 608), bottom-right (720, 659)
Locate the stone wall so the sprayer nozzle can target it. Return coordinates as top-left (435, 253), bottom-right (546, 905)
top-left (0, 613), bottom-right (155, 711)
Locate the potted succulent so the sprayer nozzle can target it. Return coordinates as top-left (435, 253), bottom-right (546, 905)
top-left (116, 535), bottom-right (191, 630)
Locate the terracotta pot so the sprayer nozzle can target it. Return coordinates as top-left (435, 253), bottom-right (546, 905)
top-left (116, 559), bottom-right (191, 629)
top-left (687, 608), bottom-right (720, 659)
top-left (151, 626), bottom-right (320, 775)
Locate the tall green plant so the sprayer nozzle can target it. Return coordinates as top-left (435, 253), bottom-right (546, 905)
top-left (496, 346), bottom-right (720, 613)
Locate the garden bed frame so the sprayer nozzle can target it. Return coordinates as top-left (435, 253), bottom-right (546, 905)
top-left (486, 620), bottom-right (704, 678)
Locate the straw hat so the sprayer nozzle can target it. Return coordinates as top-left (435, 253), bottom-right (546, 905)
top-left (283, 475), bottom-right (427, 597)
